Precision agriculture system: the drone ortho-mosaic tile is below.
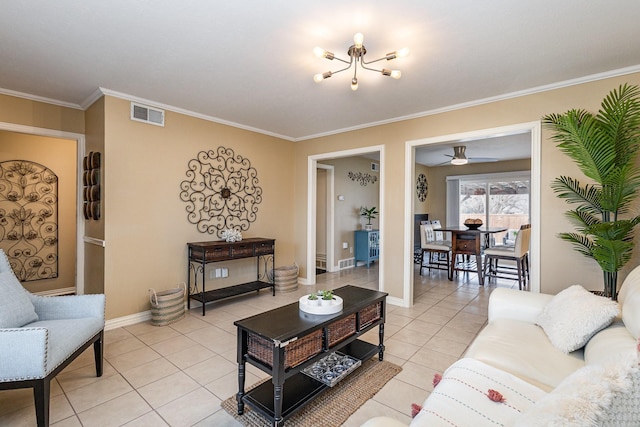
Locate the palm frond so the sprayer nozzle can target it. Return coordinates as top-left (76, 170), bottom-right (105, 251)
top-left (557, 232), bottom-right (593, 258)
top-left (551, 176), bottom-right (603, 215)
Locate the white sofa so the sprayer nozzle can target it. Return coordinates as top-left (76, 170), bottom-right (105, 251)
top-left (363, 266), bottom-right (640, 427)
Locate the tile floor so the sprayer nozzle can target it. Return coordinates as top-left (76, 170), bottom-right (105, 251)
top-left (0, 264), bottom-right (519, 427)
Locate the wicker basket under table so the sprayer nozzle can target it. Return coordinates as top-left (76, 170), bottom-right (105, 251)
top-left (248, 329), bottom-right (323, 370)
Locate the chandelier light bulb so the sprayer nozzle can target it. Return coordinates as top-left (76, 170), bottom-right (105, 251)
top-left (397, 47), bottom-right (410, 58)
top-left (351, 77), bottom-right (359, 91)
top-left (353, 32), bottom-right (364, 48)
top-left (313, 47), bottom-right (326, 58)
top-left (313, 73), bottom-right (324, 83)
top-left (390, 70), bottom-right (402, 79)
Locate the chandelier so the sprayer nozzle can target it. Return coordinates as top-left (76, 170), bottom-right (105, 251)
top-left (313, 33), bottom-right (408, 91)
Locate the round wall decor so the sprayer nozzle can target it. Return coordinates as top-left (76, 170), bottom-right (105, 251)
top-left (179, 146), bottom-right (263, 237)
top-left (416, 173), bottom-right (428, 202)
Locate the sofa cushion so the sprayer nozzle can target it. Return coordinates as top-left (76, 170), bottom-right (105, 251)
top-left (618, 274), bottom-right (640, 339)
top-left (0, 271), bottom-right (38, 328)
top-left (515, 353), bottom-right (640, 426)
top-left (584, 321), bottom-right (637, 366)
top-left (464, 319), bottom-right (584, 391)
top-left (412, 358), bottom-right (546, 427)
top-left (536, 284), bottom-right (619, 353)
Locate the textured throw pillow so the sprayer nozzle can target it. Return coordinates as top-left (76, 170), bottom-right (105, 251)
top-left (536, 284), bottom-right (619, 353)
top-left (0, 270), bottom-right (38, 328)
top-left (515, 353), bottom-right (639, 426)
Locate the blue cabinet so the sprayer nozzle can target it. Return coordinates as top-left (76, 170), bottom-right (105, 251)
top-left (354, 230), bottom-right (379, 268)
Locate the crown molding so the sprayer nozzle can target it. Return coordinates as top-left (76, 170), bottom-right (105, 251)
top-left (0, 87), bottom-right (82, 110)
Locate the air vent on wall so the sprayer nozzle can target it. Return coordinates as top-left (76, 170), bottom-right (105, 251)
top-left (371, 162), bottom-right (379, 172)
top-left (130, 102), bottom-right (165, 127)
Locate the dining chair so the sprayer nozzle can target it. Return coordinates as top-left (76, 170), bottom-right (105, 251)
top-left (483, 224), bottom-right (531, 289)
top-left (419, 223), bottom-right (451, 276)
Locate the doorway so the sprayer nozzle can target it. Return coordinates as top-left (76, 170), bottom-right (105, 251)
top-left (306, 145), bottom-right (385, 288)
top-left (405, 122), bottom-right (541, 305)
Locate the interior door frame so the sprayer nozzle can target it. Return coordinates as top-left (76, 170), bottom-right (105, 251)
top-left (0, 121), bottom-right (86, 294)
top-left (306, 145), bottom-right (385, 286)
top-left (316, 164), bottom-right (335, 272)
top-left (404, 121), bottom-right (541, 305)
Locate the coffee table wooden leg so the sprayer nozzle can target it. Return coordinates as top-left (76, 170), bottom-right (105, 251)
top-left (273, 385), bottom-right (283, 426)
top-left (236, 362), bottom-right (245, 414)
top-left (378, 323), bottom-right (385, 361)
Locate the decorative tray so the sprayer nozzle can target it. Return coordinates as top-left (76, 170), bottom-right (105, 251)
top-left (299, 294), bottom-right (343, 315)
top-left (301, 352), bottom-right (361, 387)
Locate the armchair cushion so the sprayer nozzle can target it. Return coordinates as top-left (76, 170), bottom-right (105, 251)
top-left (0, 271), bottom-right (38, 328)
top-left (536, 285), bottom-right (619, 353)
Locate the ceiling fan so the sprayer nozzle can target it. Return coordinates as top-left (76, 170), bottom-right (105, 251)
top-left (443, 146), bottom-right (499, 165)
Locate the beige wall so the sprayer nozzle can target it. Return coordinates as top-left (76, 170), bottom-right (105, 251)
top-left (294, 73), bottom-right (640, 299)
top-left (0, 94), bottom-right (84, 135)
top-left (101, 96), bottom-right (296, 319)
top-left (0, 131), bottom-right (77, 293)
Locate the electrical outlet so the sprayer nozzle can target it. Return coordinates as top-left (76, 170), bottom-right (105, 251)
top-left (215, 268), bottom-right (222, 278)
top-left (342, 242), bottom-right (348, 249)
top-left (349, 246), bottom-right (353, 254)
top-left (222, 267), bottom-right (229, 278)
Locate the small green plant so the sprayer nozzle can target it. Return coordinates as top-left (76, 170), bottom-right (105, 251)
top-left (308, 292), bottom-right (318, 300)
top-left (321, 290), bottom-right (333, 300)
top-left (360, 206), bottom-right (379, 225)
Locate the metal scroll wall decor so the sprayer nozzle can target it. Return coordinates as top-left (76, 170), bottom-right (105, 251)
top-left (348, 171), bottom-right (378, 186)
top-left (82, 152), bottom-right (101, 220)
top-left (0, 160), bottom-right (58, 281)
top-left (416, 173), bottom-right (428, 202)
top-left (180, 146), bottom-right (263, 237)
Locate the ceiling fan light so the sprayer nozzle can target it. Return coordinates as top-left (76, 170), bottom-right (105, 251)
top-left (451, 158), bottom-right (468, 165)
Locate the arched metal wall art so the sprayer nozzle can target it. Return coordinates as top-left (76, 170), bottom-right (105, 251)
top-left (180, 146), bottom-right (263, 237)
top-left (348, 171), bottom-right (378, 186)
top-left (0, 160), bottom-right (58, 281)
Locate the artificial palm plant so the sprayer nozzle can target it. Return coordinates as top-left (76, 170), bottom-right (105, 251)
top-left (542, 83), bottom-right (640, 299)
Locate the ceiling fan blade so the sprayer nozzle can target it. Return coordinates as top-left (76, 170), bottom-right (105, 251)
top-left (467, 157), bottom-right (499, 162)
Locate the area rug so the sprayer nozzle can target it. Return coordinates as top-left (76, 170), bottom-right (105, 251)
top-left (221, 358), bottom-right (402, 427)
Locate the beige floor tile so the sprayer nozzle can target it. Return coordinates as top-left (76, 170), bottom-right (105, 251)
top-left (136, 326), bottom-right (182, 346)
top-left (107, 346), bottom-right (162, 373)
top-left (343, 398), bottom-right (413, 427)
top-left (192, 409), bottom-right (243, 427)
top-left (0, 403), bottom-right (37, 427)
top-left (385, 312), bottom-right (414, 327)
top-left (164, 343), bottom-right (216, 370)
top-left (122, 411), bottom-right (170, 426)
top-left (394, 360), bottom-right (440, 392)
top-left (205, 370), bottom-right (261, 401)
top-left (77, 391), bottom-right (152, 427)
top-left (156, 388), bottom-right (221, 427)
top-left (123, 321), bottom-right (158, 336)
top-left (404, 318), bottom-right (444, 335)
top-left (0, 387), bottom-right (35, 416)
top-left (384, 337), bottom-right (422, 360)
top-left (137, 371), bottom-right (200, 408)
top-left (121, 358), bottom-right (180, 389)
top-left (415, 310), bottom-right (455, 325)
top-left (52, 415), bottom-right (82, 427)
top-left (150, 334), bottom-right (199, 356)
top-left (56, 360), bottom-right (118, 393)
top-left (104, 336), bottom-right (147, 359)
top-left (184, 354), bottom-right (237, 386)
top-left (372, 378), bottom-right (429, 417)
top-left (435, 325), bottom-right (479, 345)
top-left (424, 335), bottom-right (469, 358)
top-left (391, 328), bottom-right (433, 347)
top-left (409, 347), bottom-right (459, 372)
top-left (168, 315), bottom-right (211, 334)
top-left (66, 374), bottom-right (133, 413)
top-left (105, 327), bottom-right (134, 344)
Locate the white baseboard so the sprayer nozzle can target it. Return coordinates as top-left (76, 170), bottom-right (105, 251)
top-left (386, 296), bottom-right (407, 308)
top-left (34, 287), bottom-right (76, 296)
top-left (105, 310), bottom-right (152, 330)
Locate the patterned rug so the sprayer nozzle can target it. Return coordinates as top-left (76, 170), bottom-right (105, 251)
top-left (221, 358), bottom-right (402, 427)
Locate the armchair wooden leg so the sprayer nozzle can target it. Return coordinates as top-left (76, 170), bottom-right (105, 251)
top-left (33, 378), bottom-right (50, 427)
top-left (94, 330), bottom-right (104, 377)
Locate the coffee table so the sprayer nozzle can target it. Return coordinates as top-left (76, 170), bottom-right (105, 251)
top-left (234, 285), bottom-right (387, 426)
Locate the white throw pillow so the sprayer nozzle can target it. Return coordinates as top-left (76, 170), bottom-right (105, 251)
top-left (515, 353), bottom-right (639, 426)
top-left (0, 270), bottom-right (38, 328)
top-left (536, 284), bottom-right (619, 353)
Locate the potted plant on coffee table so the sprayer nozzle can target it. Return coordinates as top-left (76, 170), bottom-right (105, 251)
top-left (542, 83), bottom-right (640, 299)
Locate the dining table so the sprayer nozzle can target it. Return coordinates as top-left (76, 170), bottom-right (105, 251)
top-left (437, 226), bottom-right (507, 283)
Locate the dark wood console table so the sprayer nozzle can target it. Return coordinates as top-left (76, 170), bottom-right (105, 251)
top-left (187, 238), bottom-right (275, 316)
top-left (235, 285), bottom-right (387, 426)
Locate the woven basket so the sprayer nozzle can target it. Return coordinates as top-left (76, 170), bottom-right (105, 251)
top-left (248, 329), bottom-right (323, 369)
top-left (271, 263), bottom-right (298, 293)
top-left (327, 314), bottom-right (357, 347)
top-left (359, 302), bottom-right (382, 330)
top-left (149, 283), bottom-right (186, 326)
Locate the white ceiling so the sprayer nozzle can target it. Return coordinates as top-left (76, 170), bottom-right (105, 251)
top-left (2, 1), bottom-right (640, 142)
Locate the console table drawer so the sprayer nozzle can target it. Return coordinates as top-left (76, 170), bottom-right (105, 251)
top-left (254, 240), bottom-right (275, 255)
top-left (231, 243), bottom-right (254, 258)
top-left (192, 246), bottom-right (230, 261)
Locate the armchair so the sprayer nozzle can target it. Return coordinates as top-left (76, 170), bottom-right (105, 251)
top-left (0, 250), bottom-right (105, 426)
